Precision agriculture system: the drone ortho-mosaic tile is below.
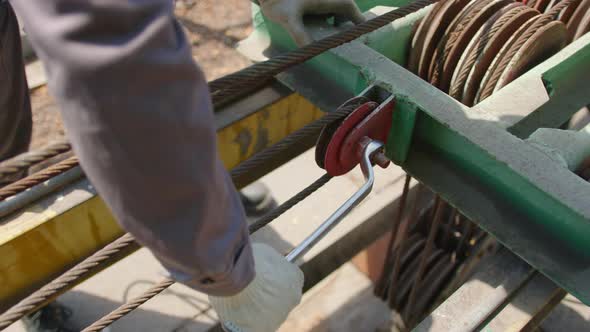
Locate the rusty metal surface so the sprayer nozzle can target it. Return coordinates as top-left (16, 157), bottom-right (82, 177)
top-left (0, 138), bottom-right (71, 185)
top-left (449, 2), bottom-right (525, 104)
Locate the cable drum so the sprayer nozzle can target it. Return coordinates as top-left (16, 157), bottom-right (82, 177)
top-left (407, 0), bottom-right (585, 105)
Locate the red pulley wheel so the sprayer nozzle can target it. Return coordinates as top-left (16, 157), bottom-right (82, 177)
top-left (315, 96), bottom-right (369, 169)
top-left (323, 101), bottom-right (378, 176)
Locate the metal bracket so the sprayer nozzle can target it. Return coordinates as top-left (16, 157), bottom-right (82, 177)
top-left (322, 86), bottom-right (396, 176)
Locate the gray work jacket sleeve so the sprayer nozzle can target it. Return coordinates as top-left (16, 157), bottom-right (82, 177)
top-left (10, 0), bottom-right (254, 296)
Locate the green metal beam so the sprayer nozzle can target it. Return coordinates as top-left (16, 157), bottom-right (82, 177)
top-left (243, 4), bottom-right (590, 304)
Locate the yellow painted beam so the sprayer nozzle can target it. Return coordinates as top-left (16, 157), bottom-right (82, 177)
top-left (218, 93), bottom-right (323, 169)
top-left (0, 93), bottom-right (322, 310)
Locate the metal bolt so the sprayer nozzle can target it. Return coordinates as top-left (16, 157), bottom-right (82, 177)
top-left (358, 137), bottom-right (390, 169)
top-left (373, 151), bottom-right (390, 169)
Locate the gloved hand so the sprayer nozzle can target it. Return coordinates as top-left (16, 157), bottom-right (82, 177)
top-left (209, 243), bottom-right (304, 332)
top-left (259, 0), bottom-right (366, 46)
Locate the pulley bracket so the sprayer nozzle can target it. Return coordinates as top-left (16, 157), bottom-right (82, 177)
top-left (317, 86), bottom-right (396, 176)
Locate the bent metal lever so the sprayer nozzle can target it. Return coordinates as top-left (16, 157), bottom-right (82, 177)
top-left (286, 139), bottom-right (384, 262)
top-left (223, 139), bottom-right (386, 332)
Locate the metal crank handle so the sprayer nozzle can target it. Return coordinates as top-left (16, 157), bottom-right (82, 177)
top-left (285, 139), bottom-right (384, 263)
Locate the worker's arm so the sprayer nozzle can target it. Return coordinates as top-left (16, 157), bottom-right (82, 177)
top-left (10, 0), bottom-right (254, 296)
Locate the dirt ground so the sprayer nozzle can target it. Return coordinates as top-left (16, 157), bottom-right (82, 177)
top-left (27, 0), bottom-right (253, 149)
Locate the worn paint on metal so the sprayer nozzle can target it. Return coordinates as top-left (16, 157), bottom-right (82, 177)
top-left (217, 93), bottom-right (323, 169)
top-left (0, 194), bottom-right (120, 309)
top-left (386, 96), bottom-right (418, 164)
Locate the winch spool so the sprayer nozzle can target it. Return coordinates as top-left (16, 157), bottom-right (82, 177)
top-left (408, 0), bottom-right (588, 105)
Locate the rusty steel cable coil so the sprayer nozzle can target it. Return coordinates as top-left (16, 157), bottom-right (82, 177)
top-left (374, 1), bottom-right (589, 327)
top-left (373, 179), bottom-right (484, 328)
top-left (407, 0), bottom-right (585, 106)
top-left (478, 0), bottom-right (574, 100)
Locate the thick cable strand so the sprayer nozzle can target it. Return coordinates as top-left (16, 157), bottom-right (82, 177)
top-left (0, 138), bottom-right (70, 183)
top-left (81, 278), bottom-right (175, 332)
top-left (248, 173), bottom-right (333, 233)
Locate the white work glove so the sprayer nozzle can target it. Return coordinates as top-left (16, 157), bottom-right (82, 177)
top-left (260, 0), bottom-right (366, 46)
top-left (209, 243), bottom-right (304, 332)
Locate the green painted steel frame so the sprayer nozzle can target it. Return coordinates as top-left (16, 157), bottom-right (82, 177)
top-left (245, 2), bottom-right (590, 304)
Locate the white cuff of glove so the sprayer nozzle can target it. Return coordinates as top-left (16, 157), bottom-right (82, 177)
top-left (209, 243), bottom-right (304, 332)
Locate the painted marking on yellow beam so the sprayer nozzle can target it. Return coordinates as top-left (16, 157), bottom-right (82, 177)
top-left (218, 93), bottom-right (323, 168)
